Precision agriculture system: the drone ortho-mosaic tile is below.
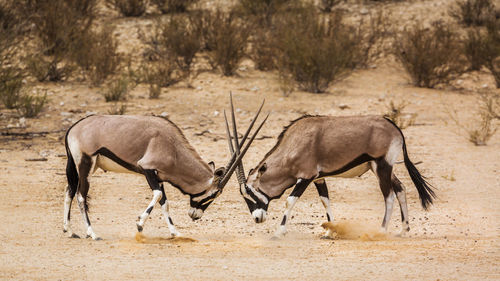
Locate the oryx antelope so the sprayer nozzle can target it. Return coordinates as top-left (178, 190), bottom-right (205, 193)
top-left (226, 114), bottom-right (435, 239)
top-left (63, 107), bottom-right (266, 240)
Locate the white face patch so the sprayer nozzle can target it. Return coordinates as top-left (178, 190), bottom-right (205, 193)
top-left (252, 208), bottom-right (267, 223)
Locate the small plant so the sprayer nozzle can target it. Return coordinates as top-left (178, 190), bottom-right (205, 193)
top-left (17, 89), bottom-right (48, 118)
top-left (384, 100), bottom-right (417, 129)
top-left (275, 9), bottom-right (362, 93)
top-left (140, 60), bottom-right (180, 88)
top-left (464, 28), bottom-right (488, 71)
top-left (249, 28), bottom-right (277, 71)
top-left (394, 22), bottom-right (467, 88)
top-left (0, 68), bottom-right (23, 109)
top-left (448, 90), bottom-right (499, 146)
top-left (449, 0), bottom-right (496, 26)
top-left (236, 0), bottom-right (296, 26)
top-left (106, 0), bottom-right (147, 17)
top-left (152, 0), bottom-right (198, 13)
top-left (204, 10), bottom-right (251, 76)
top-left (278, 70), bottom-right (294, 97)
top-left (319, 0), bottom-right (343, 13)
top-left (103, 76), bottom-right (130, 102)
top-left (108, 103), bottom-right (127, 115)
top-left (148, 84), bottom-right (161, 99)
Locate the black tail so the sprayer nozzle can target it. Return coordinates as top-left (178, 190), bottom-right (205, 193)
top-left (384, 117), bottom-right (436, 210)
top-left (65, 131), bottom-right (78, 197)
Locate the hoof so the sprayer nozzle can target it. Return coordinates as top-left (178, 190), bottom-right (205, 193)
top-left (70, 233), bottom-right (80, 239)
top-left (137, 224), bottom-right (143, 232)
top-left (320, 235), bottom-right (334, 240)
top-left (94, 237), bottom-right (103, 241)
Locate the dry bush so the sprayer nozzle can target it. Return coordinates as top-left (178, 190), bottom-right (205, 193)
top-left (384, 100), bottom-right (417, 129)
top-left (152, 0), bottom-right (198, 13)
top-left (103, 76), bottom-right (130, 102)
top-left (235, 0), bottom-right (296, 26)
top-left (448, 90), bottom-right (499, 146)
top-left (148, 84), bottom-right (161, 99)
top-left (249, 28), bottom-right (277, 71)
top-left (24, 0), bottom-right (97, 82)
top-left (106, 0), bottom-right (147, 17)
top-left (0, 69), bottom-right (23, 109)
top-left (108, 103), bottom-right (127, 114)
top-left (394, 22), bottom-right (467, 88)
top-left (139, 59), bottom-right (180, 89)
top-left (275, 9), bottom-right (362, 93)
top-left (319, 0), bottom-right (343, 13)
top-left (449, 0), bottom-right (496, 26)
top-left (202, 10), bottom-right (252, 76)
top-left (72, 27), bottom-right (122, 86)
top-left (17, 89), bottom-right (48, 118)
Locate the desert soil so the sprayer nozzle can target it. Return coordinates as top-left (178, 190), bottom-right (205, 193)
top-left (1, 1), bottom-right (500, 280)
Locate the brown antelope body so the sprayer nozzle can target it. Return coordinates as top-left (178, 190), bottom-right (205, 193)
top-left (227, 115), bottom-right (435, 239)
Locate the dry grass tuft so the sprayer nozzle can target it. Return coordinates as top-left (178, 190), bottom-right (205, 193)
top-left (384, 100), bottom-right (417, 129)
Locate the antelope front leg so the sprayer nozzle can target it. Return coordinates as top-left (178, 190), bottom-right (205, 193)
top-left (137, 170), bottom-right (162, 233)
top-left (273, 179), bottom-right (312, 239)
top-left (159, 183), bottom-right (181, 237)
top-left (314, 179), bottom-right (335, 239)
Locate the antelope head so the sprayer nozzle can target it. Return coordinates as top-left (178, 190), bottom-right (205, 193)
top-left (188, 93), bottom-right (268, 221)
top-left (223, 94), bottom-right (270, 223)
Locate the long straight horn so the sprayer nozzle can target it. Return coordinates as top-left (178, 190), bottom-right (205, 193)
top-left (223, 94), bottom-right (265, 183)
top-left (218, 113), bottom-right (269, 189)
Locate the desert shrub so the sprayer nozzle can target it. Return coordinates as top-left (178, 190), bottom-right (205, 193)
top-left (448, 90), bottom-right (499, 145)
top-left (249, 28), bottom-right (277, 71)
top-left (106, 0), bottom-right (147, 17)
top-left (148, 84), bottom-right (161, 99)
top-left (108, 103), bottom-right (127, 114)
top-left (152, 0), bottom-right (198, 13)
top-left (103, 76), bottom-right (130, 102)
top-left (319, 0), bottom-right (343, 13)
top-left (72, 27), bottom-right (122, 86)
top-left (275, 9), bottom-right (362, 93)
top-left (17, 89), bottom-right (48, 118)
top-left (0, 69), bottom-right (23, 109)
top-left (450, 0), bottom-right (496, 26)
top-left (139, 60), bottom-right (180, 88)
top-left (384, 100), bottom-right (417, 129)
top-left (394, 22), bottom-right (467, 88)
top-left (24, 0), bottom-right (97, 82)
top-left (203, 10), bottom-right (251, 76)
top-left (464, 28), bottom-right (489, 71)
top-left (236, 0), bottom-right (296, 26)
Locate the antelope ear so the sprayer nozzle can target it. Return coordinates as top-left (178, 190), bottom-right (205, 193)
top-left (214, 167), bottom-right (225, 177)
top-left (258, 163), bottom-right (267, 176)
top-left (208, 161), bottom-right (215, 171)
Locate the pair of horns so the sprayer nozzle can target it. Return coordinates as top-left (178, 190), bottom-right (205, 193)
top-left (218, 93), bottom-right (268, 189)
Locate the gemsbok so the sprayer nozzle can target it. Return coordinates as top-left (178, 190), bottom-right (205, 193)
top-left (226, 114), bottom-right (435, 239)
top-left (63, 100), bottom-right (267, 240)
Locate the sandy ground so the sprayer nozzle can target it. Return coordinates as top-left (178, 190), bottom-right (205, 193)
top-left (1, 61), bottom-right (499, 280)
top-left (1, 0), bottom-right (500, 279)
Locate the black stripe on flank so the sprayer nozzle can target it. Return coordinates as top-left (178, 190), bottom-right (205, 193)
top-left (318, 154), bottom-right (376, 178)
top-left (92, 147), bottom-right (143, 174)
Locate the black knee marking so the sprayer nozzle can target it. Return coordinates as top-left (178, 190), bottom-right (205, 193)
top-left (159, 183), bottom-right (167, 206)
top-left (376, 160), bottom-right (393, 198)
top-left (290, 179), bottom-right (312, 198)
top-left (314, 180), bottom-right (329, 198)
top-left (280, 215), bottom-right (287, 226)
top-left (144, 169), bottom-right (161, 191)
top-left (326, 213), bottom-right (331, 222)
top-left (168, 217), bottom-right (174, 225)
top-left (146, 206), bottom-right (153, 214)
